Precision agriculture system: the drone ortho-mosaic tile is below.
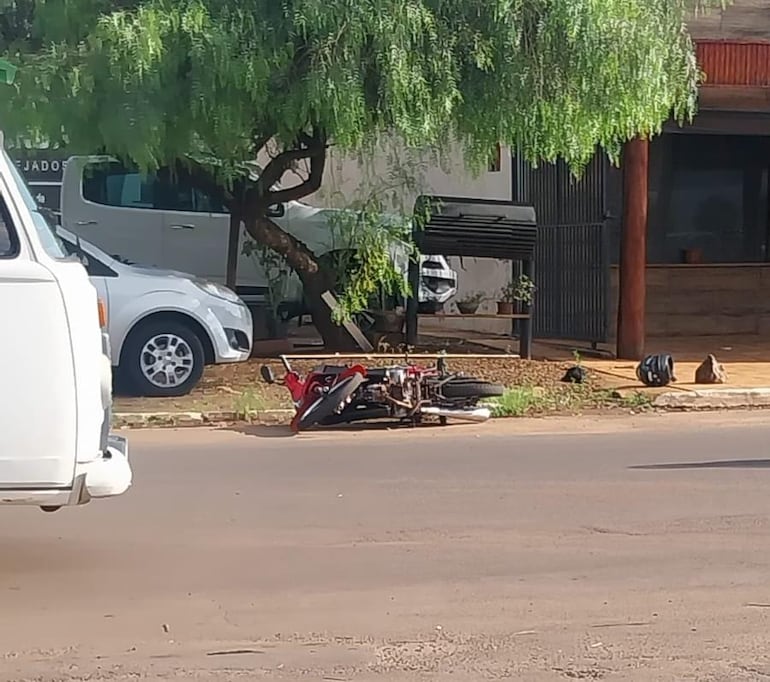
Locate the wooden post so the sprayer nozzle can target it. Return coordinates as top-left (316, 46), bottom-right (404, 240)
top-left (226, 211), bottom-right (241, 290)
top-left (617, 137), bottom-right (649, 360)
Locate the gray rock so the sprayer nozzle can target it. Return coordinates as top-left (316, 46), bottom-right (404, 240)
top-left (694, 354), bottom-right (728, 384)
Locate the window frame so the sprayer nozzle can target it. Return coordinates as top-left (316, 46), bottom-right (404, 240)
top-left (0, 191), bottom-right (21, 260)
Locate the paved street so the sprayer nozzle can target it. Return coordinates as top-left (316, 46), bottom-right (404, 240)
top-left (4, 413), bottom-right (770, 681)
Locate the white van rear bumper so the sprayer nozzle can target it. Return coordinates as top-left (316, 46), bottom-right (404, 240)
top-left (79, 434), bottom-right (132, 499)
top-left (0, 435), bottom-right (132, 508)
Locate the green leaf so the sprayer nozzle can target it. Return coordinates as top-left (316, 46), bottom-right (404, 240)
top-left (0, 59), bottom-right (16, 86)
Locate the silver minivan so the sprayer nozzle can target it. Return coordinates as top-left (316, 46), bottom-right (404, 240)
top-left (60, 157), bottom-right (458, 318)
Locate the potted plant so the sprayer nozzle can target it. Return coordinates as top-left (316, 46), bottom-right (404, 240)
top-left (456, 291), bottom-right (485, 315)
top-left (497, 274), bottom-right (536, 315)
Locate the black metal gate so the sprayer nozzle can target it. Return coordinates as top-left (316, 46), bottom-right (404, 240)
top-left (514, 153), bottom-right (615, 345)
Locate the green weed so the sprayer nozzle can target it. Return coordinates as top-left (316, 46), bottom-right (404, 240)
top-left (232, 388), bottom-right (269, 418)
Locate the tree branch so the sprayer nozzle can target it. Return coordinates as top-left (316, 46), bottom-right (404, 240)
top-left (251, 126), bottom-right (327, 207)
top-left (266, 144), bottom-right (326, 205)
top-left (258, 146), bottom-right (315, 192)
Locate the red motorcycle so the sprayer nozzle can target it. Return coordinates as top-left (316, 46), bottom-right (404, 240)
top-left (260, 356), bottom-right (505, 432)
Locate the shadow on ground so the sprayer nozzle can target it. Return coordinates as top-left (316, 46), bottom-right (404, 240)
top-left (632, 459), bottom-right (770, 470)
top-left (227, 419), bottom-right (451, 439)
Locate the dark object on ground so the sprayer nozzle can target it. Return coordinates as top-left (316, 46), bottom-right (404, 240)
top-left (561, 366), bottom-right (588, 384)
top-left (636, 354), bottom-right (676, 388)
top-left (694, 354), bottom-right (728, 384)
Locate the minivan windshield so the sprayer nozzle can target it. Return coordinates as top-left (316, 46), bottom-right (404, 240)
top-left (5, 149), bottom-right (66, 258)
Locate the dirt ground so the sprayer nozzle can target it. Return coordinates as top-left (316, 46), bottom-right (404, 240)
top-left (5, 412), bottom-right (770, 681)
top-left (114, 355), bottom-right (619, 416)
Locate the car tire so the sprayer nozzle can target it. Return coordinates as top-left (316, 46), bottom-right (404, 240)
top-left (121, 319), bottom-right (206, 397)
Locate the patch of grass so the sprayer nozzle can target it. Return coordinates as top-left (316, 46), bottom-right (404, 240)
top-left (488, 383), bottom-right (602, 417)
top-left (489, 387), bottom-right (547, 417)
top-left (489, 381), bottom-right (644, 418)
top-left (614, 390), bottom-right (654, 410)
top-left (232, 388), bottom-right (269, 418)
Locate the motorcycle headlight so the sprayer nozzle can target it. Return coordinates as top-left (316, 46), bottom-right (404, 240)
top-left (194, 280), bottom-right (242, 304)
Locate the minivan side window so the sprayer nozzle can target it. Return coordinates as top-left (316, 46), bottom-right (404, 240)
top-left (0, 194), bottom-right (19, 258)
top-left (83, 163), bottom-right (158, 209)
top-left (83, 162), bottom-right (225, 214)
top-left (155, 169), bottom-right (225, 213)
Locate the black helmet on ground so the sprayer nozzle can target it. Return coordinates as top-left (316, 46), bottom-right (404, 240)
top-left (636, 353), bottom-right (676, 387)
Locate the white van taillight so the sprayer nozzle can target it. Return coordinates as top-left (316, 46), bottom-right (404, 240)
top-left (97, 298), bottom-right (108, 328)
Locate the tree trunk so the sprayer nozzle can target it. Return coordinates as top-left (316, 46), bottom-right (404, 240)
top-left (300, 273), bottom-right (360, 351)
top-left (242, 213), bottom-right (358, 350)
top-left (617, 137), bottom-right (649, 361)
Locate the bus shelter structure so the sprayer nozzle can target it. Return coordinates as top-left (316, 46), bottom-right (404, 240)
top-left (405, 196), bottom-right (538, 358)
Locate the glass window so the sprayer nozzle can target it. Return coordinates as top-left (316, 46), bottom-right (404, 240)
top-left (0, 195), bottom-right (18, 258)
top-left (155, 169), bottom-right (225, 213)
top-left (84, 162), bottom-right (225, 213)
top-left (647, 134), bottom-right (770, 264)
top-left (83, 163), bottom-right (158, 209)
top-left (6, 151), bottom-right (66, 259)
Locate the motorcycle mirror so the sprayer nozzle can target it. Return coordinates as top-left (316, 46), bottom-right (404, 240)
top-left (260, 365), bottom-right (276, 384)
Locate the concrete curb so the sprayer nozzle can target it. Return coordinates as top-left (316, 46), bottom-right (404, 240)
top-left (113, 409), bottom-right (294, 429)
top-left (653, 388), bottom-right (770, 410)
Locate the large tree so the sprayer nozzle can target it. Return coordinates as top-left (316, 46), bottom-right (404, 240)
top-left (0, 0), bottom-right (717, 345)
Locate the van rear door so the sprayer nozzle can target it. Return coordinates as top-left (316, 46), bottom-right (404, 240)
top-left (0, 171), bottom-right (78, 488)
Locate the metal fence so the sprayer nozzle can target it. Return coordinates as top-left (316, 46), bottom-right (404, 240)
top-left (533, 222), bottom-right (611, 345)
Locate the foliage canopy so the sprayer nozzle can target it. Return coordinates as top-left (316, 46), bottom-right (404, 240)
top-left (2, 0), bottom-right (720, 170)
top-left (0, 0), bottom-right (724, 343)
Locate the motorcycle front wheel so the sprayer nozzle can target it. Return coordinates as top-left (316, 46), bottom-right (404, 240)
top-left (296, 374), bottom-right (366, 431)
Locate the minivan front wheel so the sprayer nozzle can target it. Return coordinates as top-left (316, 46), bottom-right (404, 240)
top-left (122, 320), bottom-right (205, 397)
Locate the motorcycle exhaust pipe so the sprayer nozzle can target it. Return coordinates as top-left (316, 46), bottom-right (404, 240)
top-left (420, 406), bottom-right (491, 423)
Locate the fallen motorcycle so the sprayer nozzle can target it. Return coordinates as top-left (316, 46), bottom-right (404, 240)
top-left (260, 356), bottom-right (505, 433)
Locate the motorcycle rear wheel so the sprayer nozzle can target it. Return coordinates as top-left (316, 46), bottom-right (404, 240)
top-left (441, 379), bottom-right (505, 399)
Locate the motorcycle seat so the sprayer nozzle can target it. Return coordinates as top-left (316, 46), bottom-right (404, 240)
top-left (317, 365), bottom-right (385, 381)
top-left (318, 365), bottom-right (348, 375)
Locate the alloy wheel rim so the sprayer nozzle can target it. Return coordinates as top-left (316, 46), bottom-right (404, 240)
top-left (140, 334), bottom-right (194, 388)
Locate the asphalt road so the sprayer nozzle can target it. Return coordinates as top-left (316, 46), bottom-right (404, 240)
top-left (4, 412), bottom-right (770, 681)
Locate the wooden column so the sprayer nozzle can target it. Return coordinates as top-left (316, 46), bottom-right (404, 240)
top-left (617, 137), bottom-right (649, 360)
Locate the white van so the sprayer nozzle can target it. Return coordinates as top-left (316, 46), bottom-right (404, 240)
top-left (60, 156), bottom-right (458, 317)
top-left (0, 146), bottom-right (131, 511)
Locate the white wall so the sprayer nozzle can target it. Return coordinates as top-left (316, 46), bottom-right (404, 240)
top-left (687, 0), bottom-right (770, 40)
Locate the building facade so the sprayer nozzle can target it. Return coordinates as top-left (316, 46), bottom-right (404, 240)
top-left (613, 0), bottom-right (770, 342)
